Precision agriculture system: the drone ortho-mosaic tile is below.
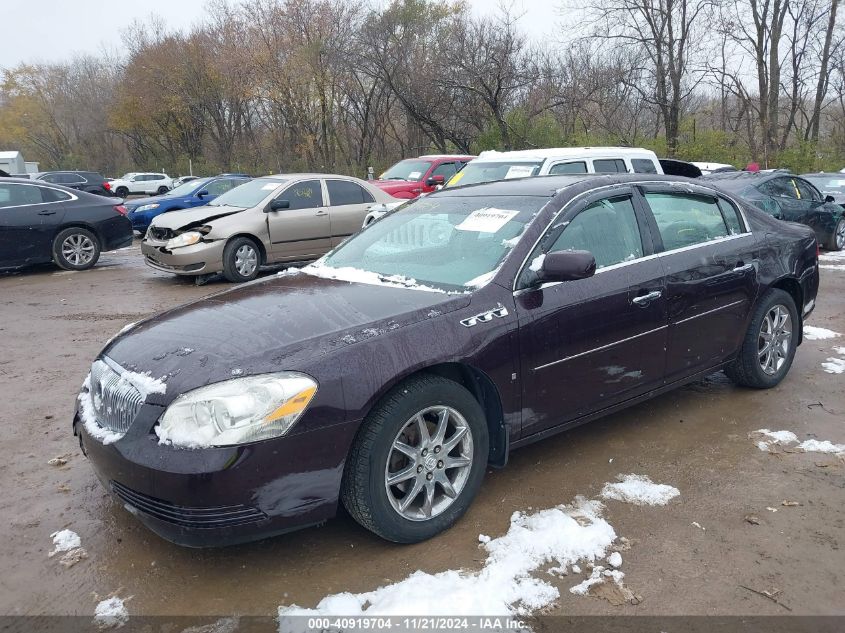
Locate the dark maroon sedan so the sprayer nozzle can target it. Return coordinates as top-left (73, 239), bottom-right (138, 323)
top-left (74, 174), bottom-right (819, 547)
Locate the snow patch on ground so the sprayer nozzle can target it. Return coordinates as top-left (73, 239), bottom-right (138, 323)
top-left (822, 357), bottom-right (845, 374)
top-left (49, 529), bottom-right (80, 556)
top-left (798, 439), bottom-right (845, 455)
top-left (803, 325), bottom-right (841, 340)
top-left (278, 497), bottom-right (616, 621)
top-left (94, 597), bottom-right (129, 629)
top-left (600, 474), bottom-right (680, 506)
top-left (752, 428), bottom-right (799, 451)
top-left (607, 552), bottom-right (622, 568)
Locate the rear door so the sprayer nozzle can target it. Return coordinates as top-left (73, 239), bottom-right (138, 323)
top-left (325, 179), bottom-right (375, 246)
top-left (266, 179), bottom-right (332, 260)
top-left (515, 186), bottom-right (667, 435)
top-left (639, 186), bottom-right (759, 383)
top-left (0, 183), bottom-right (69, 267)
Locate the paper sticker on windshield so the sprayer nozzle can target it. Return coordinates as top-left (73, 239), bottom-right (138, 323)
top-left (505, 165), bottom-right (535, 179)
top-left (456, 208), bottom-right (519, 233)
top-left (407, 171), bottom-right (422, 180)
top-left (261, 183), bottom-right (278, 190)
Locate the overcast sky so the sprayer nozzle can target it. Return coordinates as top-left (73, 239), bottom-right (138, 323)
top-left (0, 0), bottom-right (560, 68)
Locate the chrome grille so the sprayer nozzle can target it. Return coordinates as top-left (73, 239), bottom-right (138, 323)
top-left (89, 359), bottom-right (144, 434)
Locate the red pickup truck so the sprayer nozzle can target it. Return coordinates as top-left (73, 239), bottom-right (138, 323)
top-left (370, 154), bottom-right (475, 199)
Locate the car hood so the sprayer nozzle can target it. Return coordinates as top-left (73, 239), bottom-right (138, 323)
top-left (126, 195), bottom-right (179, 210)
top-left (370, 179), bottom-right (419, 194)
top-left (102, 272), bottom-right (470, 404)
top-left (150, 204), bottom-right (245, 229)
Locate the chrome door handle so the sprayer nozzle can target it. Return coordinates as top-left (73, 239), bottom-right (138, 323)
top-left (315, 209), bottom-right (328, 216)
top-left (733, 262), bottom-right (754, 272)
top-left (632, 290), bottom-right (662, 306)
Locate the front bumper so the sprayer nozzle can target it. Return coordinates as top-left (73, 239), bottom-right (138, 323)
top-left (141, 238), bottom-right (226, 275)
top-left (75, 406), bottom-right (359, 547)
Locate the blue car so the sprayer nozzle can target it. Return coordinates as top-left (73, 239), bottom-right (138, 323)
top-left (125, 175), bottom-right (250, 232)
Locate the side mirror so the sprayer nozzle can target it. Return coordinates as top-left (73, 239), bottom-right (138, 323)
top-left (196, 189), bottom-right (209, 198)
top-left (537, 250), bottom-right (596, 283)
top-left (266, 199), bottom-right (290, 212)
top-left (825, 194), bottom-right (835, 204)
top-left (426, 174), bottom-right (446, 187)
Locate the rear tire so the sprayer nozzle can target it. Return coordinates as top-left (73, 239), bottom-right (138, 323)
top-left (341, 374), bottom-right (489, 543)
top-left (725, 289), bottom-right (799, 389)
top-left (222, 236), bottom-right (261, 283)
top-left (157, 186), bottom-right (169, 195)
top-left (53, 227), bottom-right (101, 271)
top-left (115, 186), bottom-right (128, 197)
top-left (825, 218), bottom-right (845, 250)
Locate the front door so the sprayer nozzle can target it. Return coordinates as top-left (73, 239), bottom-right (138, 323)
top-left (639, 187), bottom-right (759, 383)
top-left (516, 187), bottom-right (667, 436)
top-left (266, 179), bottom-right (332, 261)
top-left (0, 183), bottom-right (67, 267)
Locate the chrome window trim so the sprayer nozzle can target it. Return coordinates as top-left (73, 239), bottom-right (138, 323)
top-left (534, 325), bottom-right (668, 371)
top-left (512, 180), bottom-right (754, 294)
top-left (0, 181), bottom-right (79, 209)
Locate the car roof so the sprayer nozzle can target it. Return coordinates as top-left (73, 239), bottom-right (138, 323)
top-left (417, 154), bottom-right (476, 160)
top-left (430, 173), bottom-right (716, 198)
top-left (475, 147), bottom-right (658, 163)
top-left (264, 173), bottom-right (368, 180)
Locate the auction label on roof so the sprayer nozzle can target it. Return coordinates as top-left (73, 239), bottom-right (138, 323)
top-left (456, 208), bottom-right (519, 233)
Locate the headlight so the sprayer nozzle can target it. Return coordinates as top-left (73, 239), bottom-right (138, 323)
top-left (155, 372), bottom-right (318, 448)
top-left (136, 203), bottom-right (159, 212)
top-left (165, 231), bottom-right (203, 249)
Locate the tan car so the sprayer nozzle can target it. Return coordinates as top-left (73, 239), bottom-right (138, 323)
top-left (141, 174), bottom-right (397, 282)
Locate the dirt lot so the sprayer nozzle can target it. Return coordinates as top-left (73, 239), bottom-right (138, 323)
top-left (1, 242), bottom-right (844, 622)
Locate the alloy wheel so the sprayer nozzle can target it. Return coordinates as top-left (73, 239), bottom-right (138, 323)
top-left (61, 234), bottom-right (96, 266)
top-left (836, 220), bottom-right (845, 249)
top-left (384, 406), bottom-right (474, 521)
top-left (758, 304), bottom-right (792, 375)
top-left (234, 244), bottom-right (258, 277)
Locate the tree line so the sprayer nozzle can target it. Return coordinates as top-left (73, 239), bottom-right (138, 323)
top-left (1, 0), bottom-right (843, 178)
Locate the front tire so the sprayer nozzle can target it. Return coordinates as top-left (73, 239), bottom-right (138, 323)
top-left (115, 186), bottom-right (128, 198)
top-left (53, 227), bottom-right (101, 271)
top-left (725, 289), bottom-right (799, 388)
top-left (341, 374), bottom-right (489, 543)
top-left (157, 186), bottom-right (169, 195)
top-left (825, 218), bottom-right (845, 250)
top-left (222, 236), bottom-right (261, 283)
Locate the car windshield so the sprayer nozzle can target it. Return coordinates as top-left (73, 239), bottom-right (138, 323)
top-left (447, 161), bottom-right (543, 188)
top-left (803, 175), bottom-right (845, 194)
top-left (208, 178), bottom-right (286, 208)
top-left (167, 177), bottom-right (212, 197)
top-left (379, 160), bottom-right (432, 181)
top-left (119, 173), bottom-right (136, 180)
top-left (318, 195), bottom-right (547, 291)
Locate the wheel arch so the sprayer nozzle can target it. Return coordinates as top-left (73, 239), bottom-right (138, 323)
top-left (226, 233), bottom-right (267, 264)
top-left (363, 362), bottom-right (509, 468)
top-left (770, 276), bottom-right (803, 345)
top-left (54, 221), bottom-right (103, 246)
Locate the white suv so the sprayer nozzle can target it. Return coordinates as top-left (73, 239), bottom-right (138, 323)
top-left (446, 147), bottom-right (664, 187)
top-left (109, 172), bottom-right (173, 197)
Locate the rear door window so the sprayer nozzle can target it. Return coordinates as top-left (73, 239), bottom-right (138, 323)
top-left (327, 179), bottom-right (372, 205)
top-left (645, 192), bottom-right (729, 251)
top-left (632, 159), bottom-right (658, 174)
top-left (593, 159), bottom-right (628, 173)
top-left (431, 162), bottom-right (458, 180)
top-left (718, 199), bottom-right (745, 234)
top-left (548, 161), bottom-right (587, 175)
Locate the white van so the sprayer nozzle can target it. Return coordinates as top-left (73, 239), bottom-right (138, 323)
top-left (446, 147), bottom-right (663, 188)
